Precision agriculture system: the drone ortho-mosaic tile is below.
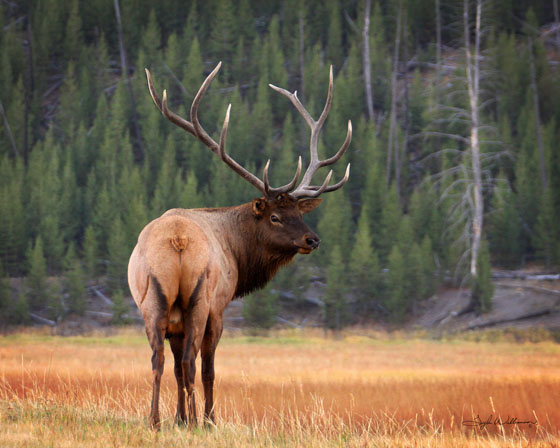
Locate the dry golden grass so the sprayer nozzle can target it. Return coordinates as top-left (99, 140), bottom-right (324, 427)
top-left (0, 328), bottom-right (559, 447)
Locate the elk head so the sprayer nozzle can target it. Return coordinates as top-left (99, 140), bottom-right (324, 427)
top-left (145, 62), bottom-right (352, 255)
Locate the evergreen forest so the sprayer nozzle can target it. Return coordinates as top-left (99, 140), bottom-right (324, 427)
top-left (0, 0), bottom-right (559, 330)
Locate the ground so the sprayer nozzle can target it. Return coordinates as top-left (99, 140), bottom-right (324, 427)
top-left (0, 330), bottom-right (558, 447)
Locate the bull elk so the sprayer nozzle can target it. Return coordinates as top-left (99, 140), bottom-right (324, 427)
top-left (128, 62), bottom-right (352, 429)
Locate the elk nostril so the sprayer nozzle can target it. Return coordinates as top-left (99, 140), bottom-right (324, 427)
top-left (306, 237), bottom-right (319, 248)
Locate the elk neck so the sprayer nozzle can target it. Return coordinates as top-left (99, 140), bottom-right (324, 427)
top-left (221, 202), bottom-right (297, 298)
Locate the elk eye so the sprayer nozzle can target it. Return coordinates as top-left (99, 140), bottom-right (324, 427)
top-left (270, 215), bottom-right (280, 223)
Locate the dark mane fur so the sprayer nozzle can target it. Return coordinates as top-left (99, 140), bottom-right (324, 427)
top-left (227, 204), bottom-right (297, 298)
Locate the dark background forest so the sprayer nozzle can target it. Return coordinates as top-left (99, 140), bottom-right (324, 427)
top-left (0, 0), bottom-right (559, 330)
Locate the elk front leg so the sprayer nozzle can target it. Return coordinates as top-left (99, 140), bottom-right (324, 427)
top-left (201, 315), bottom-right (223, 424)
top-left (169, 335), bottom-right (186, 425)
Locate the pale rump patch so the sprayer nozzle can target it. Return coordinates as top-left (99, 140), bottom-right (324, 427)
top-left (171, 235), bottom-right (187, 252)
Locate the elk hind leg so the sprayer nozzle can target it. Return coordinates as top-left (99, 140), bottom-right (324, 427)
top-left (201, 315), bottom-right (223, 424)
top-left (169, 334), bottom-right (187, 425)
top-left (143, 277), bottom-right (168, 430)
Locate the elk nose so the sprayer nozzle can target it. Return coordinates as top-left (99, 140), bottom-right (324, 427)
top-left (305, 235), bottom-right (320, 249)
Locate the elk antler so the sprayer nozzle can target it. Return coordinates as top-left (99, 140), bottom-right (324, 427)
top-left (145, 62), bottom-right (302, 198)
top-left (269, 66), bottom-right (352, 199)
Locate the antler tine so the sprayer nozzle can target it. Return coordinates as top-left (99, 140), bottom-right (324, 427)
top-left (263, 156), bottom-right (303, 196)
top-left (309, 163), bottom-right (351, 194)
top-left (146, 64), bottom-right (267, 196)
top-left (270, 65), bottom-right (351, 199)
top-left (320, 120), bottom-right (352, 167)
top-left (190, 62), bottom-right (222, 149)
top-left (268, 85), bottom-right (314, 129)
top-left (145, 68), bottom-right (196, 136)
top-left (218, 104), bottom-right (231, 159)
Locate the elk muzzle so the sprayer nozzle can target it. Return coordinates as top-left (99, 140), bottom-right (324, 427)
top-left (296, 233), bottom-right (320, 254)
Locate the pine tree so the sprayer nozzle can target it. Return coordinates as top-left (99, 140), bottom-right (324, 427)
top-left (64, 0), bottom-right (83, 62)
top-left (111, 290), bottom-right (131, 325)
top-left (326, 1), bottom-right (343, 68)
top-left (183, 37), bottom-right (204, 95)
top-left (378, 184), bottom-right (401, 261)
top-left (324, 245), bottom-right (348, 330)
top-left (83, 225), bottom-right (98, 279)
top-left (385, 245), bottom-right (406, 322)
top-left (140, 10), bottom-right (161, 66)
top-left (63, 243), bottom-right (87, 316)
top-left (349, 205), bottom-right (381, 314)
top-left (209, 0), bottom-right (236, 63)
top-left (535, 187), bottom-right (557, 269)
top-left (0, 170), bottom-right (25, 275)
top-left (420, 236), bottom-right (437, 299)
top-left (107, 217), bottom-right (129, 293)
top-left (26, 237), bottom-right (48, 308)
top-left (14, 287), bottom-right (30, 325)
top-left (242, 286), bottom-right (277, 332)
top-left (316, 188), bottom-right (352, 265)
top-left (472, 239), bottom-right (494, 313)
top-left (488, 183), bottom-right (522, 268)
top-left (0, 259), bottom-right (12, 323)
top-left (47, 279), bottom-right (65, 322)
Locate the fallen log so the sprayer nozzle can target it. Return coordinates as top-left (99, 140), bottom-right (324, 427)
top-left (494, 282), bottom-right (560, 296)
top-left (465, 309), bottom-right (552, 331)
top-left (29, 313), bottom-right (56, 326)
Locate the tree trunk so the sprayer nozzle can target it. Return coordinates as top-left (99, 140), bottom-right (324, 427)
top-left (24, 8), bottom-right (34, 163)
top-left (386, 0), bottom-right (402, 196)
top-left (0, 102), bottom-right (19, 157)
top-left (114, 0), bottom-right (145, 161)
top-left (434, 0), bottom-right (442, 167)
top-left (464, 0), bottom-right (483, 306)
top-left (299, 9), bottom-right (306, 147)
top-left (362, 0), bottom-right (374, 123)
top-left (528, 36), bottom-right (547, 191)
top-left (402, 7), bottom-right (410, 178)
top-left (554, 0), bottom-right (560, 50)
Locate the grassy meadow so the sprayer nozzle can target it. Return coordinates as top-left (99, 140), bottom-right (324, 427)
top-left (0, 329), bottom-right (559, 447)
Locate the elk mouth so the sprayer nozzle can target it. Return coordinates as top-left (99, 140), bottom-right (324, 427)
top-left (297, 247), bottom-right (313, 255)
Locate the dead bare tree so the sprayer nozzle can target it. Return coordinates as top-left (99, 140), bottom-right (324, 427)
top-left (362, 0), bottom-right (374, 122)
top-left (464, 0), bottom-right (484, 304)
top-left (0, 101), bottom-right (19, 157)
top-left (386, 0), bottom-right (403, 196)
top-left (528, 36), bottom-right (547, 191)
top-left (114, 0), bottom-right (144, 161)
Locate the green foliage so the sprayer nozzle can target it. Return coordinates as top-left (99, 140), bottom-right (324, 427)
top-left (47, 279), bottom-right (65, 322)
top-left (63, 244), bottom-right (87, 316)
top-left (107, 217), bottom-right (129, 293)
top-left (385, 245), bottom-right (406, 322)
top-left (472, 240), bottom-right (494, 314)
top-left (26, 237), bottom-right (48, 308)
top-left (349, 206), bottom-right (381, 314)
top-left (111, 290), bottom-right (131, 325)
top-left (316, 188), bottom-right (352, 265)
top-left (242, 286), bottom-right (277, 332)
top-left (324, 245), bottom-right (348, 330)
top-left (488, 183), bottom-right (522, 268)
top-left (0, 260), bottom-right (12, 323)
top-left (0, 0), bottom-right (557, 327)
top-left (14, 288), bottom-right (30, 325)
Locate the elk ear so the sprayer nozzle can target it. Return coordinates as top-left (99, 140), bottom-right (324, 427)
top-left (252, 198), bottom-right (266, 217)
top-left (297, 198), bottom-right (322, 214)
